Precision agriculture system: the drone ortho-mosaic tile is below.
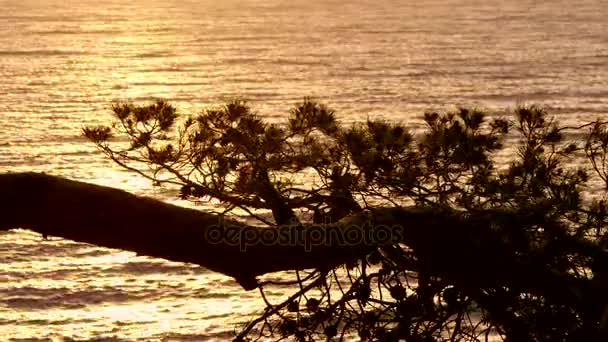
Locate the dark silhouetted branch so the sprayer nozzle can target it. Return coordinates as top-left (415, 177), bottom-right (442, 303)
top-left (0, 172), bottom-right (386, 290)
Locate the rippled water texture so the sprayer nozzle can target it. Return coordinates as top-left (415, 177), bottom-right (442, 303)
top-left (1, 0), bottom-right (607, 340)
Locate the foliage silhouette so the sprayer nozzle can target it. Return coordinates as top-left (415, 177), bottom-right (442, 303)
top-left (84, 100), bottom-right (608, 341)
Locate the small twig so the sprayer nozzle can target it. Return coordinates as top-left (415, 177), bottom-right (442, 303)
top-left (235, 276), bottom-right (323, 340)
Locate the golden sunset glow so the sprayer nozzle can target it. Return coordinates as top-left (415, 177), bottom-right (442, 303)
top-left (2, 0), bottom-right (607, 340)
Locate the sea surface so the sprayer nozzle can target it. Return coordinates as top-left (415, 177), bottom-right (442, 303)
top-left (0, 0), bottom-right (607, 340)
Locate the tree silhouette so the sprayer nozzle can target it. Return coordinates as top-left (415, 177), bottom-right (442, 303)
top-left (2, 100), bottom-right (608, 341)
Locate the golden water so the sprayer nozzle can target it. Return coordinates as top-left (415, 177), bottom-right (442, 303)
top-left (1, 0), bottom-right (607, 340)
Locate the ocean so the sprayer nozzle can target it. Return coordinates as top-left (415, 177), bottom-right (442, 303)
top-left (1, 0), bottom-right (607, 340)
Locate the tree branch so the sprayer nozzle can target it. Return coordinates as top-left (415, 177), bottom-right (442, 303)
top-left (0, 172), bottom-right (382, 290)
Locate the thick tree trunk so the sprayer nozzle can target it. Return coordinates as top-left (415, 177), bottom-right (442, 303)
top-left (0, 172), bottom-right (388, 290)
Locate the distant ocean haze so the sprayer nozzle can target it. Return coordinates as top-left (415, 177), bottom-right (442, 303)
top-left (0, 0), bottom-right (607, 340)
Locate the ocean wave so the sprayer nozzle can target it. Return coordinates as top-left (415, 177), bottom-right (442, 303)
top-left (29, 29), bottom-right (123, 35)
top-left (0, 286), bottom-right (162, 309)
top-left (0, 50), bottom-right (87, 56)
top-left (132, 51), bottom-right (176, 58)
top-left (4, 317), bottom-right (97, 327)
top-left (103, 261), bottom-right (206, 276)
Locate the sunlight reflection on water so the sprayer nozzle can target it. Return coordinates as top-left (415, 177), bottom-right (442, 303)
top-left (0, 0), bottom-right (607, 340)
